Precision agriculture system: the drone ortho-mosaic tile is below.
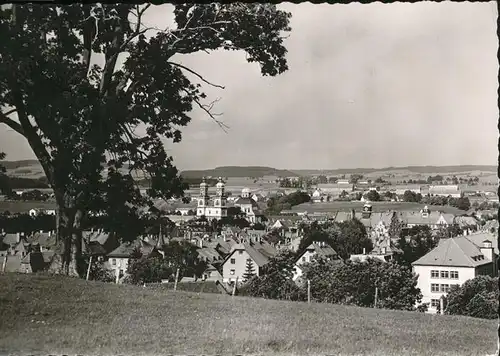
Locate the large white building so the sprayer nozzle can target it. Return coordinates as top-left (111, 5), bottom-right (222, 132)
top-left (196, 177), bottom-right (228, 220)
top-left (412, 232), bottom-right (497, 314)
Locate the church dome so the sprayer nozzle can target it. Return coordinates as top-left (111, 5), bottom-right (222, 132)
top-left (200, 177), bottom-right (207, 187)
top-left (312, 189), bottom-right (321, 197)
top-left (242, 187), bottom-right (250, 194)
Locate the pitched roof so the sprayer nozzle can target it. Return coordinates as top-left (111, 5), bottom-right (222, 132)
top-left (197, 247), bottom-right (222, 262)
top-left (27, 231), bottom-right (56, 247)
top-left (412, 236), bottom-right (492, 268)
top-left (226, 241), bottom-right (278, 267)
top-left (234, 197), bottom-right (259, 207)
top-left (454, 216), bottom-right (480, 228)
top-left (464, 231), bottom-right (498, 254)
top-left (299, 242), bottom-right (338, 260)
top-left (2, 233), bottom-right (20, 246)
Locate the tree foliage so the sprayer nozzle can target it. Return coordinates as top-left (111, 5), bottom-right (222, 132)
top-left (303, 258), bottom-right (422, 311)
top-left (365, 190), bottom-right (381, 202)
top-left (394, 225), bottom-right (438, 267)
top-left (242, 258), bottom-right (255, 282)
top-left (126, 255), bottom-right (172, 285)
top-left (445, 276), bottom-right (498, 319)
top-left (0, 152), bottom-right (11, 195)
top-left (83, 257), bottom-right (115, 283)
top-left (162, 240), bottom-right (207, 281)
top-left (298, 219), bottom-right (372, 260)
top-left (240, 250), bottom-right (304, 301)
top-left (0, 4), bottom-right (292, 275)
top-left (402, 190), bottom-right (422, 203)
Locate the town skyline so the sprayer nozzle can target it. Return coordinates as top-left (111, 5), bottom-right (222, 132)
top-left (0, 2), bottom-right (498, 171)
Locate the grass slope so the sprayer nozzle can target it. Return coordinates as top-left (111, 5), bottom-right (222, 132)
top-left (0, 274), bottom-right (496, 356)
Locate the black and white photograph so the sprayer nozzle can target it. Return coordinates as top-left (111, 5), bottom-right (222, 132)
top-left (0, 1), bottom-right (499, 355)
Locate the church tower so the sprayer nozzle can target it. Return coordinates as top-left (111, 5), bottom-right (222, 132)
top-left (214, 177), bottom-right (228, 218)
top-left (197, 177), bottom-right (209, 217)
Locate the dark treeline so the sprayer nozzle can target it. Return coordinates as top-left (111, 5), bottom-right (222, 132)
top-left (2, 176), bottom-right (49, 190)
top-left (0, 212), bottom-right (175, 238)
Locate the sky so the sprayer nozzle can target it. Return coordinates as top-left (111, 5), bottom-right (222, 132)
top-left (0, 2), bottom-right (498, 170)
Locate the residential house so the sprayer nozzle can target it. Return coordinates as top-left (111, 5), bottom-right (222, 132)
top-left (293, 242), bottom-right (338, 282)
top-left (106, 239), bottom-right (161, 283)
top-left (221, 240), bottom-right (277, 283)
top-left (412, 235), bottom-right (497, 314)
top-left (403, 206), bottom-right (455, 230)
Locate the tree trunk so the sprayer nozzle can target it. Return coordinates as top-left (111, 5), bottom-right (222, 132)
top-left (47, 201), bottom-right (84, 277)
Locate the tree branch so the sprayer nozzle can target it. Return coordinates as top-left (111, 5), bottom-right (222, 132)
top-left (167, 61), bottom-right (225, 89)
top-left (186, 92), bottom-right (229, 133)
top-left (0, 110), bottom-right (24, 136)
top-left (2, 108), bottom-right (17, 116)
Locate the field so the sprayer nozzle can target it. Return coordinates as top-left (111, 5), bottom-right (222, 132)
top-left (292, 201), bottom-right (466, 215)
top-left (0, 274), bottom-right (497, 356)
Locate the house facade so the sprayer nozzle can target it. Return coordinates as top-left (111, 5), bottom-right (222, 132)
top-left (412, 235), bottom-right (497, 314)
top-left (221, 241), bottom-right (277, 284)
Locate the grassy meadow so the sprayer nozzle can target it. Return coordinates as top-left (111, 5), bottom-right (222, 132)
top-left (0, 273), bottom-right (497, 356)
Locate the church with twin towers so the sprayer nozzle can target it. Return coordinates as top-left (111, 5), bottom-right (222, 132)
top-left (196, 177), bottom-right (228, 220)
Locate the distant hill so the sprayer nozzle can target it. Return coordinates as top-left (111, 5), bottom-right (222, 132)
top-left (290, 165), bottom-right (497, 176)
top-left (180, 166), bottom-right (299, 179)
top-left (1, 160), bottom-right (496, 179)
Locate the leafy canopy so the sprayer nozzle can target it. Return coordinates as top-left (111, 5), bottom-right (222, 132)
top-left (0, 3), bottom-right (292, 217)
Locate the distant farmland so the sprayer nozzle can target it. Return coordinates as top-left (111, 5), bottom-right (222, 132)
top-left (292, 201), bottom-right (466, 215)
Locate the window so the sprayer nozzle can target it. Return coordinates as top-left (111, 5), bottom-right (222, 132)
top-left (230, 269), bottom-right (235, 275)
top-left (238, 251), bottom-right (243, 255)
top-left (430, 270), bottom-right (439, 278)
top-left (450, 271), bottom-right (459, 279)
top-left (440, 271), bottom-right (449, 279)
top-left (431, 299), bottom-right (440, 308)
top-left (440, 284), bottom-right (450, 293)
top-left (302, 257), bottom-right (306, 262)
top-left (230, 258), bottom-right (235, 264)
top-left (431, 284), bottom-right (439, 292)
top-left (111, 258), bottom-right (116, 266)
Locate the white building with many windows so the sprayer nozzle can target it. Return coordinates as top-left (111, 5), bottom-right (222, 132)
top-left (412, 233), bottom-right (497, 313)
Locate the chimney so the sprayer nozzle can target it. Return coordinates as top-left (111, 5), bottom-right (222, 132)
top-left (16, 233), bottom-right (21, 243)
top-left (382, 247), bottom-right (387, 255)
top-left (199, 238), bottom-right (203, 248)
top-left (480, 240), bottom-right (494, 262)
top-left (363, 248), bottom-right (366, 255)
